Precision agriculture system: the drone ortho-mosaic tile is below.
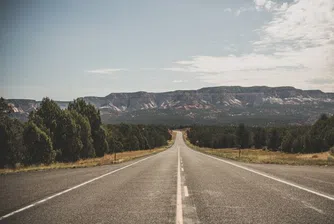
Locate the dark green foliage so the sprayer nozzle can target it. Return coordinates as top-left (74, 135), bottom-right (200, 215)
top-left (187, 114), bottom-right (334, 154)
top-left (70, 111), bottom-right (95, 158)
top-left (187, 126), bottom-right (237, 148)
top-left (35, 98), bottom-right (62, 139)
top-left (23, 122), bottom-right (55, 165)
top-left (108, 137), bottom-right (124, 153)
top-left (291, 136), bottom-right (304, 153)
top-left (281, 131), bottom-right (294, 153)
top-left (68, 98), bottom-right (108, 157)
top-left (308, 114), bottom-right (334, 152)
top-left (105, 123), bottom-right (170, 152)
top-left (94, 127), bottom-right (108, 157)
top-left (253, 127), bottom-right (266, 149)
top-left (154, 135), bottom-right (166, 148)
top-left (236, 123), bottom-right (250, 149)
top-left (0, 97), bottom-right (11, 121)
top-left (0, 117), bottom-right (26, 168)
top-left (0, 97), bottom-right (171, 167)
top-left (267, 128), bottom-right (281, 150)
top-left (130, 136), bottom-right (140, 151)
top-left (53, 110), bottom-right (83, 162)
top-left (325, 129), bottom-right (334, 150)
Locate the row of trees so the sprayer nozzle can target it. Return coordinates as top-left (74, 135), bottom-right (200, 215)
top-left (104, 124), bottom-right (171, 153)
top-left (187, 114), bottom-right (334, 153)
top-left (0, 97), bottom-right (171, 168)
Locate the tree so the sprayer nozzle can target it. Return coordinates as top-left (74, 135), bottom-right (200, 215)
top-left (108, 137), bottom-right (123, 153)
top-left (70, 111), bottom-right (95, 158)
top-left (68, 98), bottom-right (101, 131)
top-left (0, 117), bottom-right (26, 168)
top-left (28, 111), bottom-right (50, 136)
top-left (36, 97), bottom-right (62, 132)
top-left (325, 128), bottom-right (334, 149)
top-left (225, 134), bottom-right (236, 148)
top-left (0, 97), bottom-right (11, 121)
top-left (291, 137), bottom-right (304, 153)
top-left (267, 128), bottom-right (280, 150)
top-left (236, 123), bottom-right (250, 149)
top-left (253, 127), bottom-right (266, 149)
top-left (23, 122), bottom-right (55, 165)
top-left (155, 135), bottom-right (166, 148)
top-left (303, 133), bottom-right (313, 153)
top-left (94, 127), bottom-right (108, 157)
top-left (68, 98), bottom-right (108, 156)
top-left (129, 136), bottom-right (140, 151)
top-left (307, 114), bottom-right (332, 152)
top-left (281, 131), bottom-right (294, 153)
top-left (108, 136), bottom-right (123, 161)
top-left (53, 110), bottom-right (83, 162)
top-left (319, 113), bottom-right (328, 121)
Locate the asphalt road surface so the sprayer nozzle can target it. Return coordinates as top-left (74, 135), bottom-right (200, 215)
top-left (1, 132), bottom-right (334, 224)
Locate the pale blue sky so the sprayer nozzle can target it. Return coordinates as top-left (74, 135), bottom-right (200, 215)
top-left (1, 0), bottom-right (333, 100)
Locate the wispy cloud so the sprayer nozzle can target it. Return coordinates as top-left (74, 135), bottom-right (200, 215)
top-left (224, 8), bottom-right (232, 13)
top-left (164, 55), bottom-right (304, 73)
top-left (86, 68), bottom-right (127, 75)
top-left (162, 0), bottom-right (334, 92)
top-left (233, 0), bottom-right (288, 16)
top-left (172, 80), bottom-right (188, 83)
top-left (235, 7), bottom-right (256, 16)
top-left (253, 0), bottom-right (288, 12)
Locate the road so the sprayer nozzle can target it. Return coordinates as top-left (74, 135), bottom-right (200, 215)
top-left (1, 131), bottom-right (334, 223)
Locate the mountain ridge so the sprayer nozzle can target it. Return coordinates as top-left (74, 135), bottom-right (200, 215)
top-left (6, 86), bottom-right (334, 125)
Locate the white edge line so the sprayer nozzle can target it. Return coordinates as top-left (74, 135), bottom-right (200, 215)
top-left (184, 186), bottom-right (189, 197)
top-left (191, 149), bottom-right (334, 201)
top-left (0, 153), bottom-right (159, 221)
top-left (176, 146), bottom-right (183, 224)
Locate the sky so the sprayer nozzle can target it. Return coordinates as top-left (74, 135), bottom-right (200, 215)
top-left (1, 0), bottom-right (333, 100)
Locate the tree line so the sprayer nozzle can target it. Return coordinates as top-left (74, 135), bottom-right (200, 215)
top-left (187, 114), bottom-right (334, 153)
top-left (0, 97), bottom-right (171, 168)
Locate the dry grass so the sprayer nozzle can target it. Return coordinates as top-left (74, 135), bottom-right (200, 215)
top-left (0, 132), bottom-right (176, 174)
top-left (183, 132), bottom-right (334, 166)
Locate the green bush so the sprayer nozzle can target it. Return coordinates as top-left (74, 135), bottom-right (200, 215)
top-left (23, 122), bottom-right (56, 165)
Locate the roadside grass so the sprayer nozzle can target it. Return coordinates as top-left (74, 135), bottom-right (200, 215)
top-left (0, 132), bottom-right (176, 174)
top-left (183, 132), bottom-right (334, 166)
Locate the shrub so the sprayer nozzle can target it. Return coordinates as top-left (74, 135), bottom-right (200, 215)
top-left (23, 122), bottom-right (56, 165)
top-left (330, 146), bottom-right (334, 156)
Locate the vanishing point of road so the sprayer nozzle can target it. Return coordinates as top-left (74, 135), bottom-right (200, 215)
top-left (1, 132), bottom-right (334, 224)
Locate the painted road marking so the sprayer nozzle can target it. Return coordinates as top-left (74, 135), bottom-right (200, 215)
top-left (0, 153), bottom-right (160, 221)
top-left (176, 146), bottom-right (183, 224)
top-left (184, 186), bottom-right (189, 197)
top-left (192, 149), bottom-right (334, 201)
top-left (181, 167), bottom-right (184, 172)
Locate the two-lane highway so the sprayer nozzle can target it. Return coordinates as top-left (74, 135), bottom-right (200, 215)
top-left (1, 131), bottom-right (334, 223)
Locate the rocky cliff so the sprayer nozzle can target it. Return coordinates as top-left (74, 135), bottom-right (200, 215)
top-left (7, 86), bottom-right (334, 125)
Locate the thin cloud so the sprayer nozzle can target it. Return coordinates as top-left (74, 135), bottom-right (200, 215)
top-left (234, 0), bottom-right (288, 15)
top-left (172, 80), bottom-right (188, 83)
top-left (86, 68), bottom-right (127, 75)
top-left (234, 7), bottom-right (256, 16)
top-left (253, 0), bottom-right (287, 12)
top-left (308, 77), bottom-right (334, 85)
